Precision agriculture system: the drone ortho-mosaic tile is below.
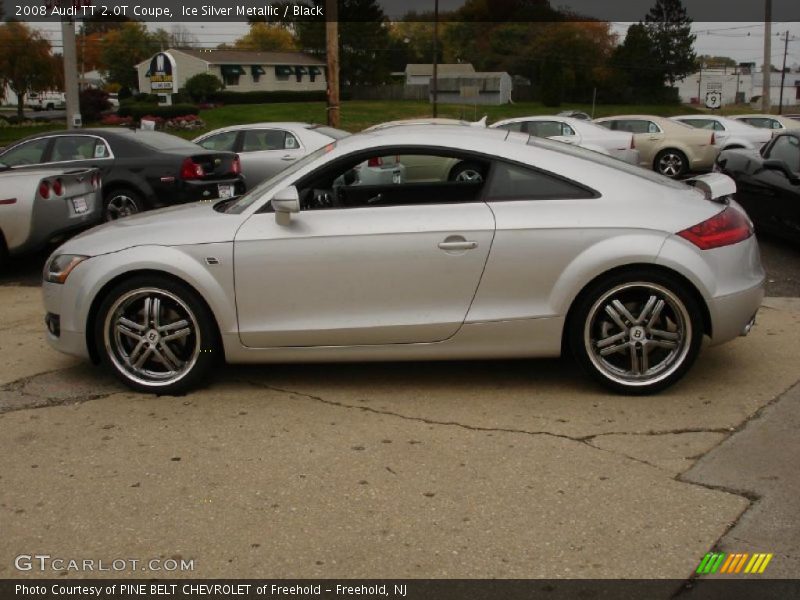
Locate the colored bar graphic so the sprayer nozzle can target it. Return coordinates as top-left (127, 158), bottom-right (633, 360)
top-left (697, 552), bottom-right (773, 575)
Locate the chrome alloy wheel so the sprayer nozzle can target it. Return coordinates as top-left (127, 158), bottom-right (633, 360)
top-left (453, 168), bottom-right (483, 182)
top-left (583, 282), bottom-right (692, 388)
top-left (103, 288), bottom-right (201, 387)
top-left (657, 152), bottom-right (685, 178)
top-left (105, 194), bottom-right (140, 220)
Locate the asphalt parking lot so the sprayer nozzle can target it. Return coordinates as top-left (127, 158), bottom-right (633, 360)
top-left (0, 234), bottom-right (799, 585)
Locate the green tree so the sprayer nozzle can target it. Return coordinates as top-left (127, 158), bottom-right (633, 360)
top-left (183, 72), bottom-right (223, 102)
top-left (295, 0), bottom-right (393, 85)
top-left (644, 0), bottom-right (697, 86)
top-left (101, 22), bottom-right (160, 90)
top-left (0, 21), bottom-right (59, 117)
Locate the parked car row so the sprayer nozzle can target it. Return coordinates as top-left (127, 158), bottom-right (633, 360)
top-left (2, 110), bottom-right (798, 266)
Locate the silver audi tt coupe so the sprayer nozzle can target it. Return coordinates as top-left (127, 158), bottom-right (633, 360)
top-left (42, 126), bottom-right (764, 395)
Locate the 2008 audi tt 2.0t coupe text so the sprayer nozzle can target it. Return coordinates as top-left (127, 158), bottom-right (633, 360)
top-left (42, 126), bottom-right (764, 395)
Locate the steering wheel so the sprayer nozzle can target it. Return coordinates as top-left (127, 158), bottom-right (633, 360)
top-left (312, 188), bottom-right (337, 209)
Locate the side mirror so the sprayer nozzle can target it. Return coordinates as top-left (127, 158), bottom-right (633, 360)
top-left (762, 159), bottom-right (800, 184)
top-left (272, 186), bottom-right (300, 225)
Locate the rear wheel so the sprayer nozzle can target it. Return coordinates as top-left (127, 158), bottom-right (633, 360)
top-left (569, 270), bottom-right (704, 395)
top-left (94, 275), bottom-right (219, 394)
top-left (103, 188), bottom-right (143, 221)
top-left (654, 149), bottom-right (688, 178)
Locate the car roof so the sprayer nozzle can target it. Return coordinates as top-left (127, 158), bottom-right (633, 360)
top-left (337, 124), bottom-right (518, 152)
top-left (594, 114), bottom-right (668, 121)
top-left (198, 122), bottom-right (314, 134)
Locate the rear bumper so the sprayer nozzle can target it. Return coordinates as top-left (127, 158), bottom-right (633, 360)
top-left (151, 176), bottom-right (246, 208)
top-left (707, 281), bottom-right (764, 346)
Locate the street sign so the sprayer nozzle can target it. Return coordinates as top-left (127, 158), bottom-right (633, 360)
top-left (705, 91), bottom-right (722, 109)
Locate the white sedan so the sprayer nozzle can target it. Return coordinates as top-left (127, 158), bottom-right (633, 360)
top-left (671, 115), bottom-right (772, 151)
top-left (43, 126), bottom-right (763, 396)
top-left (491, 115), bottom-right (639, 164)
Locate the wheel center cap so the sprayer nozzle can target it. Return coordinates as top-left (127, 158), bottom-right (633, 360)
top-left (630, 326), bottom-right (646, 341)
top-left (146, 329), bottom-right (160, 344)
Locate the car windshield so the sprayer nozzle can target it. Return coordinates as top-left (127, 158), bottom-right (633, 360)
top-left (221, 143), bottom-right (334, 214)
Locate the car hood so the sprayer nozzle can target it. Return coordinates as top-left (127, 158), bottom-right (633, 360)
top-left (60, 201), bottom-right (242, 256)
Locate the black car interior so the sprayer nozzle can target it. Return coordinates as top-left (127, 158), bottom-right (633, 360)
top-left (293, 150), bottom-right (490, 210)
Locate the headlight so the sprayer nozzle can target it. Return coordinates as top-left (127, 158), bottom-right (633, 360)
top-left (45, 254), bottom-right (89, 284)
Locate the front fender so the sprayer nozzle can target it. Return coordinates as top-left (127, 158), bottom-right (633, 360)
top-left (59, 243), bottom-right (236, 338)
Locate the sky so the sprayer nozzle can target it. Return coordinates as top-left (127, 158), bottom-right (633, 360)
top-left (28, 20), bottom-right (800, 71)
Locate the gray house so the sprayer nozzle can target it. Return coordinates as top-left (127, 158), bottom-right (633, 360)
top-left (431, 72), bottom-right (513, 105)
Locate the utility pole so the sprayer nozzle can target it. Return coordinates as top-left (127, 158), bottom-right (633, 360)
top-left (61, 13), bottom-right (81, 128)
top-left (778, 30), bottom-right (789, 114)
top-left (325, 0), bottom-right (340, 128)
top-left (761, 0), bottom-right (771, 113)
top-left (432, 0), bottom-right (439, 117)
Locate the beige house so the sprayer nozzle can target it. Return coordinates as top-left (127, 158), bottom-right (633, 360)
top-left (135, 49), bottom-right (327, 94)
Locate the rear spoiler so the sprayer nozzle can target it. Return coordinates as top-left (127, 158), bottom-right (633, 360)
top-left (684, 173), bottom-right (736, 203)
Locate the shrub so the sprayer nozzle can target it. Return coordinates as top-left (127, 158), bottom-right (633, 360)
top-left (118, 103), bottom-right (199, 120)
top-left (183, 73), bottom-right (224, 103)
top-left (207, 90), bottom-right (328, 104)
top-left (79, 88), bottom-right (111, 122)
top-left (101, 114), bottom-right (134, 127)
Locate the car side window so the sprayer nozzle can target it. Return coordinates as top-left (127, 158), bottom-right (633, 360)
top-left (769, 119), bottom-right (783, 130)
top-left (767, 136), bottom-right (800, 172)
top-left (198, 131), bottom-right (238, 152)
top-left (614, 120), bottom-right (652, 134)
top-left (1, 138), bottom-right (50, 166)
top-left (243, 129), bottom-right (295, 152)
top-left (714, 121), bottom-right (726, 131)
top-left (487, 161), bottom-right (596, 201)
top-left (294, 152), bottom-right (490, 210)
top-left (647, 121), bottom-right (661, 134)
top-left (51, 136), bottom-right (97, 162)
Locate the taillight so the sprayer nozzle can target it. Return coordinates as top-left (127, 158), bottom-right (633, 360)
top-left (180, 157), bottom-right (205, 180)
top-left (39, 180), bottom-right (50, 199)
top-left (710, 132), bottom-right (716, 145)
top-left (91, 172), bottom-right (101, 188)
top-left (630, 135), bottom-right (635, 150)
top-left (367, 157), bottom-right (383, 167)
top-left (231, 155), bottom-right (241, 175)
top-left (52, 178), bottom-right (64, 196)
top-left (677, 207), bottom-right (753, 250)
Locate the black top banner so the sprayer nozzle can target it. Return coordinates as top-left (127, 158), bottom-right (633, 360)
top-left (2, 579), bottom-right (800, 600)
top-left (2, 0), bottom-right (800, 23)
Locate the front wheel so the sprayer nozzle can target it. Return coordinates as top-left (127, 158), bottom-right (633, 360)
top-left (569, 271), bottom-right (704, 395)
top-left (448, 161), bottom-right (485, 183)
top-left (94, 275), bottom-right (219, 394)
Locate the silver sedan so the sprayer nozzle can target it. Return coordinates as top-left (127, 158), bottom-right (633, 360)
top-left (43, 126), bottom-right (764, 395)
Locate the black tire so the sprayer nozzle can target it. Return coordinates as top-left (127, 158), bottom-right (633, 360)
top-left (94, 274), bottom-right (220, 394)
top-left (654, 149), bottom-right (688, 179)
top-left (448, 161), bottom-right (485, 183)
top-left (568, 269), bottom-right (704, 395)
top-left (103, 187), bottom-right (144, 221)
top-left (0, 231), bottom-right (8, 271)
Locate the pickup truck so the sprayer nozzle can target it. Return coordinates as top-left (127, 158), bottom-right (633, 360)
top-left (26, 92), bottom-right (66, 111)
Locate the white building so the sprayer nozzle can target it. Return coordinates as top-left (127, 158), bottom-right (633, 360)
top-left (675, 67), bottom-right (800, 108)
top-left (135, 49), bottom-right (327, 95)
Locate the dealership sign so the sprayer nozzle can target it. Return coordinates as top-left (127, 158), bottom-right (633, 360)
top-left (148, 52), bottom-right (176, 92)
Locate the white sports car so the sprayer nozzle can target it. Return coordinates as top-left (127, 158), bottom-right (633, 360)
top-left (43, 126), bottom-right (764, 395)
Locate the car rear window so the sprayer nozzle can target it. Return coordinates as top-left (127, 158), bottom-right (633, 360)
top-left (127, 131), bottom-right (205, 152)
top-left (526, 135), bottom-right (688, 189)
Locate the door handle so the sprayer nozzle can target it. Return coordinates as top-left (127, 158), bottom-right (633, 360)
top-left (438, 240), bottom-right (478, 251)
top-left (281, 155), bottom-right (297, 161)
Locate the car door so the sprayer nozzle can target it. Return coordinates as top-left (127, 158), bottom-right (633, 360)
top-left (233, 150), bottom-right (496, 348)
top-left (239, 128), bottom-right (306, 186)
top-left (618, 120), bottom-right (662, 167)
